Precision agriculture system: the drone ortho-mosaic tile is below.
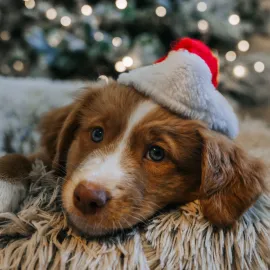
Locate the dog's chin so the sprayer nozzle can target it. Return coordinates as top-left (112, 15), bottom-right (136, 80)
top-left (66, 212), bottom-right (136, 237)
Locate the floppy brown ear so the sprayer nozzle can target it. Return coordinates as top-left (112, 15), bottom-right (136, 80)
top-left (198, 129), bottom-right (267, 227)
top-left (39, 104), bottom-right (74, 161)
top-left (50, 83), bottom-right (109, 175)
top-left (52, 103), bottom-right (81, 176)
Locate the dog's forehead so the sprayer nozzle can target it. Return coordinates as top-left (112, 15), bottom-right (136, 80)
top-left (80, 83), bottom-right (181, 127)
top-left (86, 84), bottom-right (147, 111)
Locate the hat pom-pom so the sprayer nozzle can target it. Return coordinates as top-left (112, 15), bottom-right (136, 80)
top-left (156, 38), bottom-right (219, 88)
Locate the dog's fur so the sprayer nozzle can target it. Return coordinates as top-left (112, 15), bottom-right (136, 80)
top-left (0, 81), bottom-right (267, 236)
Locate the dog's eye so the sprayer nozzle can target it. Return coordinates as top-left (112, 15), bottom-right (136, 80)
top-left (91, 127), bottom-right (104, 142)
top-left (146, 145), bottom-right (165, 162)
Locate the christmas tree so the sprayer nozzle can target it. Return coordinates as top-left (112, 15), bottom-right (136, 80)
top-left (0, 0), bottom-right (269, 106)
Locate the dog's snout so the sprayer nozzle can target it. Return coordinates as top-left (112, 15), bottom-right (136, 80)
top-left (73, 182), bottom-right (110, 214)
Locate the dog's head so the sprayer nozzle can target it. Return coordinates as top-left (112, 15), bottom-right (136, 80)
top-left (53, 81), bottom-right (266, 236)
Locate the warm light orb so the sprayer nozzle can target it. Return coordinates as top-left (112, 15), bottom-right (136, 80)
top-left (81, 5), bottom-right (92, 16)
top-left (60, 16), bottom-right (71, 27)
top-left (115, 0), bottom-right (128, 10)
top-left (233, 65), bottom-right (247, 78)
top-left (228, 14), bottom-right (240, 25)
top-left (254, 61), bottom-right (265, 73)
top-left (0, 31), bottom-right (10, 41)
top-left (197, 20), bottom-right (209, 32)
top-left (46, 8), bottom-right (57, 20)
top-left (13, 61), bottom-right (24, 72)
top-left (225, 51), bottom-right (236, 62)
top-left (155, 6), bottom-right (167, 17)
top-left (112, 37), bottom-right (122, 47)
top-left (237, 40), bottom-right (250, 52)
top-left (122, 56), bottom-right (133, 67)
top-left (94, 32), bottom-right (104, 42)
top-left (25, 0), bottom-right (35, 9)
top-left (197, 2), bottom-right (207, 12)
top-left (115, 61), bottom-right (126, 72)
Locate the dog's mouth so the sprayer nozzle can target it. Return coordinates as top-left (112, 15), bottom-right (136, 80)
top-left (61, 178), bottom-right (162, 236)
top-left (63, 196), bottom-right (159, 237)
top-left (66, 214), bottom-right (143, 241)
top-left (67, 213), bottom-right (116, 237)
top-left (66, 207), bottom-right (143, 237)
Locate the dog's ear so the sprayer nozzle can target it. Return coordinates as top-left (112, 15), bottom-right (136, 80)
top-left (39, 104), bottom-right (74, 162)
top-left (198, 128), bottom-right (267, 227)
top-left (52, 103), bottom-right (81, 175)
top-left (50, 83), bottom-right (111, 175)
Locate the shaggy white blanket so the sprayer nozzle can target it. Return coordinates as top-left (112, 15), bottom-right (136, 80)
top-left (0, 76), bottom-right (269, 269)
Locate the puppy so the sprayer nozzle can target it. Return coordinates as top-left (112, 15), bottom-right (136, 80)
top-left (0, 81), bottom-right (267, 236)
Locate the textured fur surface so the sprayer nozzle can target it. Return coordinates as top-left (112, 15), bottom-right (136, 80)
top-left (0, 77), bottom-right (269, 269)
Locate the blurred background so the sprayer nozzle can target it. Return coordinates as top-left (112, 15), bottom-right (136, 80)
top-left (0, 0), bottom-right (270, 118)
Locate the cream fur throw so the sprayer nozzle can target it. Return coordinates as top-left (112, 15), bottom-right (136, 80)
top-left (0, 77), bottom-right (269, 269)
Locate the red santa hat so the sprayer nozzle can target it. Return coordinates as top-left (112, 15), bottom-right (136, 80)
top-left (117, 37), bottom-right (239, 139)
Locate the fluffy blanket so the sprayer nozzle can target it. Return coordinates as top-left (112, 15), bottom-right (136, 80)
top-left (0, 76), bottom-right (269, 269)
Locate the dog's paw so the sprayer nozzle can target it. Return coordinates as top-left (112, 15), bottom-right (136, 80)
top-left (0, 180), bottom-right (27, 213)
top-left (0, 154), bottom-right (32, 213)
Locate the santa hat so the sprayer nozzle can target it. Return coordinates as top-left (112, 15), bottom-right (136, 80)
top-left (117, 37), bottom-right (239, 139)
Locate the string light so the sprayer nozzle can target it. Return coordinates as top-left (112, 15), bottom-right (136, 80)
top-left (60, 16), bottom-right (71, 27)
top-left (197, 20), bottom-right (209, 32)
top-left (25, 0), bottom-right (35, 9)
top-left (197, 2), bottom-right (207, 12)
top-left (237, 40), bottom-right (249, 52)
top-left (13, 61), bottom-right (24, 72)
top-left (0, 31), bottom-right (10, 41)
top-left (254, 61), bottom-right (265, 73)
top-left (46, 8), bottom-right (57, 20)
top-left (225, 51), bottom-right (236, 62)
top-left (115, 61), bottom-right (126, 72)
top-left (233, 65), bottom-right (247, 78)
top-left (122, 56), bottom-right (133, 67)
top-left (115, 0), bottom-right (128, 10)
top-left (155, 6), bottom-right (167, 17)
top-left (228, 14), bottom-right (240, 25)
top-left (81, 5), bottom-right (92, 16)
top-left (112, 37), bottom-right (122, 47)
top-left (94, 31), bottom-right (104, 41)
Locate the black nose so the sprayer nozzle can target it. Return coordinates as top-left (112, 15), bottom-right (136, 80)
top-left (73, 182), bottom-right (110, 214)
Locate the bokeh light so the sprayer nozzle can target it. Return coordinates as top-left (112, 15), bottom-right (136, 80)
top-left (115, 61), bottom-right (126, 72)
top-left (81, 5), bottom-right (92, 16)
top-left (254, 61), bottom-right (265, 73)
top-left (225, 51), bottom-right (237, 62)
top-left (238, 40), bottom-right (250, 52)
top-left (115, 0), bottom-right (128, 10)
top-left (233, 65), bottom-right (247, 78)
top-left (155, 6), bottom-right (167, 17)
top-left (228, 14), bottom-right (240, 25)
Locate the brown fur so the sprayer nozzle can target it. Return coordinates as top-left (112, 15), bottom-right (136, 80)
top-left (198, 129), bottom-right (267, 226)
top-left (39, 104), bottom-right (74, 162)
top-left (0, 154), bottom-right (32, 183)
top-left (0, 81), bottom-right (267, 236)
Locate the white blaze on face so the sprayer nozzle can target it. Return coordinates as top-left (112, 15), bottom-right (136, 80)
top-left (71, 100), bottom-right (157, 196)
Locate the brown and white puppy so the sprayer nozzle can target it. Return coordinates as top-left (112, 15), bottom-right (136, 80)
top-left (0, 81), bottom-right (267, 236)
